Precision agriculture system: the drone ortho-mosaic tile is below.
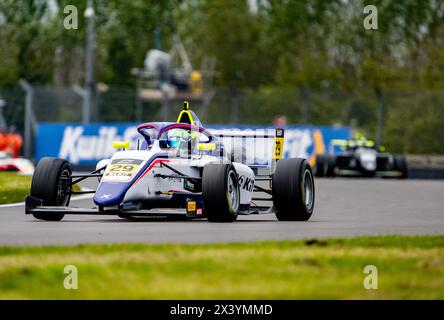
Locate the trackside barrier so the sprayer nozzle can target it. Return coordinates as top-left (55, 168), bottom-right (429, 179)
top-left (406, 155), bottom-right (444, 179)
top-left (406, 155), bottom-right (444, 168)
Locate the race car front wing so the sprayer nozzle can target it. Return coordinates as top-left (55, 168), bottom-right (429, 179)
top-left (25, 194), bottom-right (275, 218)
top-left (25, 195), bottom-right (195, 218)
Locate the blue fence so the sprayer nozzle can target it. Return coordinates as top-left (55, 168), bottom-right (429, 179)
top-left (35, 123), bottom-right (351, 166)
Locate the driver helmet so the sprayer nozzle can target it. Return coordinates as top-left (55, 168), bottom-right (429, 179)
top-left (168, 129), bottom-right (199, 153)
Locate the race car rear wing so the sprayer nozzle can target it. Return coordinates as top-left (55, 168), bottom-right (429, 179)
top-left (211, 128), bottom-right (285, 175)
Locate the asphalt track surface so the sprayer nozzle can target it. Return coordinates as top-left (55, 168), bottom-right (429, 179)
top-left (0, 178), bottom-right (443, 245)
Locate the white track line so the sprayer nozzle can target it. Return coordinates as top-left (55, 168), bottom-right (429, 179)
top-left (0, 188), bottom-right (95, 208)
top-left (0, 202), bottom-right (25, 208)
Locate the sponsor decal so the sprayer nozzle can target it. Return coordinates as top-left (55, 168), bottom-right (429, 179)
top-left (238, 175), bottom-right (254, 192)
top-left (186, 200), bottom-right (197, 214)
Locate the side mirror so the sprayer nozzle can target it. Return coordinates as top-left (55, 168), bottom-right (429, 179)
top-left (112, 141), bottom-right (130, 150)
top-left (197, 143), bottom-right (216, 151)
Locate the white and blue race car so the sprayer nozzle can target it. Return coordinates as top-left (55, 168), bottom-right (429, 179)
top-left (26, 103), bottom-right (315, 222)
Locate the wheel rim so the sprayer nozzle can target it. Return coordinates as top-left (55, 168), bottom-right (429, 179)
top-left (227, 171), bottom-right (239, 212)
top-left (57, 169), bottom-right (71, 206)
top-left (303, 169), bottom-right (314, 210)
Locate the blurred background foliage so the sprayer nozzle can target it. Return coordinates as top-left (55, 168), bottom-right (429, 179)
top-left (1, 0), bottom-right (444, 153)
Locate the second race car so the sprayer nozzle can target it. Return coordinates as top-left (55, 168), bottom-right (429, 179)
top-left (315, 133), bottom-right (408, 179)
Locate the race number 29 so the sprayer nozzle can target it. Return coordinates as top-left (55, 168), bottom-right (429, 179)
top-left (103, 158), bottom-right (144, 180)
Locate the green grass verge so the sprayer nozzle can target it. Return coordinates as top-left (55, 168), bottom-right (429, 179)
top-left (0, 172), bottom-right (32, 204)
top-left (0, 172), bottom-right (80, 205)
top-left (0, 236), bottom-right (443, 299)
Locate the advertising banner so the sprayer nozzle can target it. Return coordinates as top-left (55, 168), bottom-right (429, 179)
top-left (35, 123), bottom-right (351, 166)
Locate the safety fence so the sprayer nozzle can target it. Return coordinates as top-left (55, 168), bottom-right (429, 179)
top-left (1, 84), bottom-right (444, 158)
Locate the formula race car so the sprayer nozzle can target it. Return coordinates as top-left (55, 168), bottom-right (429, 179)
top-left (0, 104), bottom-right (35, 175)
top-left (315, 134), bottom-right (407, 179)
top-left (25, 102), bottom-right (315, 222)
top-left (0, 151), bottom-right (35, 175)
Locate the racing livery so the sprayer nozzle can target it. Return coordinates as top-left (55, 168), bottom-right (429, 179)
top-left (26, 102), bottom-right (315, 222)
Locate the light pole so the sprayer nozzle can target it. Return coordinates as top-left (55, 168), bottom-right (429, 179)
top-left (83, 0), bottom-right (95, 124)
top-left (19, 80), bottom-right (34, 158)
top-left (0, 98), bottom-right (6, 131)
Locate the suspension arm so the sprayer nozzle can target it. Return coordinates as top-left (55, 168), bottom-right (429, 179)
top-left (70, 165), bottom-right (106, 186)
top-left (159, 162), bottom-right (202, 185)
top-left (253, 184), bottom-right (273, 195)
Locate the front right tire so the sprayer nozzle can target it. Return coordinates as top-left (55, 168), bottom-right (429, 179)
top-left (30, 157), bottom-right (72, 221)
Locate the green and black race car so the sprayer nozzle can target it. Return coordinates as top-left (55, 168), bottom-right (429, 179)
top-left (315, 133), bottom-right (407, 179)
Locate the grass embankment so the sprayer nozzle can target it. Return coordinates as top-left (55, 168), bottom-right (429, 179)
top-left (0, 236), bottom-right (443, 299)
top-left (0, 172), bottom-right (80, 205)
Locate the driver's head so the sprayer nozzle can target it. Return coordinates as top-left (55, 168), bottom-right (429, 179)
top-left (168, 129), bottom-right (188, 149)
top-left (168, 129), bottom-right (199, 153)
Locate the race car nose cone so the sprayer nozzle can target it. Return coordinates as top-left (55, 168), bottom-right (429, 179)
top-left (93, 182), bottom-right (128, 206)
top-left (361, 160), bottom-right (376, 171)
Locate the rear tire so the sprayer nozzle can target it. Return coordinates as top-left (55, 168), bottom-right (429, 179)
top-left (202, 163), bottom-right (240, 222)
top-left (395, 155), bottom-right (408, 179)
top-left (30, 157), bottom-right (72, 221)
top-left (272, 158), bottom-right (315, 221)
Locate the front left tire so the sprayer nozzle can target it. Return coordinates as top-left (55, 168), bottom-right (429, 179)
top-left (394, 155), bottom-right (408, 179)
top-left (314, 155), bottom-right (326, 177)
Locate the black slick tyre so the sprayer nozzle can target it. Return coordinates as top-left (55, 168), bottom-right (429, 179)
top-left (395, 155), bottom-right (408, 179)
top-left (30, 157), bottom-right (72, 221)
top-left (272, 158), bottom-right (315, 221)
top-left (202, 163), bottom-right (240, 222)
top-left (315, 155), bottom-right (326, 177)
